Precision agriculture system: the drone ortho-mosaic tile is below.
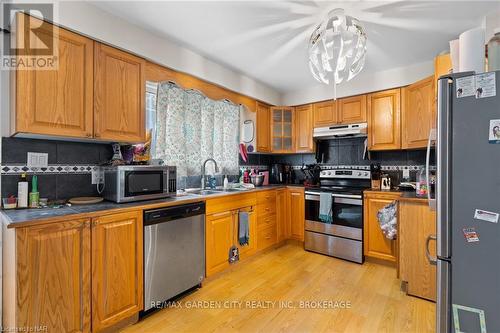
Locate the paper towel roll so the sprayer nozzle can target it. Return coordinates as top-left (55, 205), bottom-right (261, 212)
top-left (459, 27), bottom-right (485, 73)
top-left (449, 39), bottom-right (460, 73)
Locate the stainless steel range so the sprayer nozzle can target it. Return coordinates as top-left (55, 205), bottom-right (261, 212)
top-left (304, 168), bottom-right (371, 264)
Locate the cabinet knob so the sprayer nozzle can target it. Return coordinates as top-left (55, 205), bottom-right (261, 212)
top-left (86, 133), bottom-right (92, 138)
top-left (94, 133), bottom-right (101, 138)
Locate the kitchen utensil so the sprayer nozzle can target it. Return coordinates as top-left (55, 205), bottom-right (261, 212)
top-left (250, 174), bottom-right (264, 187)
top-left (69, 197), bottom-right (104, 205)
top-left (239, 143), bottom-right (248, 162)
top-left (259, 171), bottom-right (269, 185)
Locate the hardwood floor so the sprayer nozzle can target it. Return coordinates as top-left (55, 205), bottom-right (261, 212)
top-left (123, 244), bottom-right (435, 333)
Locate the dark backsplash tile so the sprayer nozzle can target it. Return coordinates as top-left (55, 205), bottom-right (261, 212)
top-left (2, 137), bottom-right (57, 164)
top-left (56, 174), bottom-right (97, 200)
top-left (56, 141), bottom-right (102, 164)
top-left (1, 174), bottom-right (57, 200)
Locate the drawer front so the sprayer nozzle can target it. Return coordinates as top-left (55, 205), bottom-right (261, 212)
top-left (257, 200), bottom-right (276, 217)
top-left (257, 224), bottom-right (277, 251)
top-left (257, 190), bottom-right (277, 204)
top-left (257, 213), bottom-right (276, 230)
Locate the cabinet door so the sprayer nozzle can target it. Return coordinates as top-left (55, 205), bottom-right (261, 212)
top-left (16, 219), bottom-right (91, 333)
top-left (434, 53), bottom-right (452, 96)
top-left (399, 201), bottom-right (437, 301)
top-left (363, 197), bottom-right (397, 261)
top-left (15, 14), bottom-right (94, 138)
top-left (294, 104), bottom-right (314, 153)
top-left (256, 102), bottom-right (272, 152)
top-left (338, 95), bottom-right (367, 124)
top-left (91, 211), bottom-right (143, 332)
top-left (276, 189), bottom-right (288, 242)
top-left (94, 43), bottom-right (145, 142)
top-left (367, 89), bottom-right (401, 150)
top-left (271, 107), bottom-right (294, 153)
top-left (235, 208), bottom-right (257, 259)
top-left (287, 188), bottom-right (305, 241)
top-left (206, 211), bottom-right (233, 276)
top-left (313, 100), bottom-right (337, 127)
top-left (402, 76), bottom-right (435, 149)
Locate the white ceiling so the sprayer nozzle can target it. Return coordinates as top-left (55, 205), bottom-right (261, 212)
top-left (90, 1), bottom-right (499, 93)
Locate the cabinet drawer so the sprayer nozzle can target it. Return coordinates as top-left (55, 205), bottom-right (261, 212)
top-left (257, 224), bottom-right (277, 251)
top-left (257, 190), bottom-right (277, 204)
top-left (257, 213), bottom-right (276, 230)
top-left (257, 200), bottom-right (276, 217)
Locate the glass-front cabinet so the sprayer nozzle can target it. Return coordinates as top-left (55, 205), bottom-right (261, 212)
top-left (271, 107), bottom-right (294, 153)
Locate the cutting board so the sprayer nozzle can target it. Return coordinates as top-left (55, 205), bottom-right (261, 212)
top-left (69, 197), bottom-right (104, 205)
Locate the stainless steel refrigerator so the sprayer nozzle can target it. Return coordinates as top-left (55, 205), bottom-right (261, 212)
top-left (433, 70), bottom-right (500, 333)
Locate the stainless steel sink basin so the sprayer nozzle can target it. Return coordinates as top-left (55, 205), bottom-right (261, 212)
top-left (188, 190), bottom-right (221, 196)
top-left (184, 187), bottom-right (251, 196)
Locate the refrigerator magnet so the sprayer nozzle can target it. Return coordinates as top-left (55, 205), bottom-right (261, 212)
top-left (474, 209), bottom-right (499, 223)
top-left (452, 304), bottom-right (487, 333)
top-left (456, 76), bottom-right (475, 98)
top-left (475, 72), bottom-right (496, 99)
top-left (488, 119), bottom-right (500, 144)
top-left (462, 227), bottom-right (480, 243)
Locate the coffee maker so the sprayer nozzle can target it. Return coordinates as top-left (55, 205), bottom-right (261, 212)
top-left (270, 163), bottom-right (294, 184)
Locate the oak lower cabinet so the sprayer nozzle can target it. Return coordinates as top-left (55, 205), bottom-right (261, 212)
top-left (367, 88), bottom-right (402, 151)
top-left (15, 219), bottom-right (92, 333)
top-left (276, 189), bottom-right (288, 242)
top-left (256, 102), bottom-right (272, 152)
top-left (399, 201), bottom-right (437, 301)
top-left (91, 211), bottom-right (143, 331)
top-left (256, 190), bottom-right (278, 251)
top-left (294, 104), bottom-right (314, 153)
top-left (286, 187), bottom-right (305, 241)
top-left (402, 76), bottom-right (435, 149)
top-left (8, 210), bottom-right (143, 333)
top-left (363, 192), bottom-right (400, 262)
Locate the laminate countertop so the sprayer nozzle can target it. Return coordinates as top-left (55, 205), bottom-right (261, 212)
top-left (364, 189), bottom-right (433, 203)
top-left (1, 185), bottom-right (294, 228)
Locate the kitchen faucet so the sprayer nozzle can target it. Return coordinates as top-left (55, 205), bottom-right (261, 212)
top-left (201, 158), bottom-right (219, 189)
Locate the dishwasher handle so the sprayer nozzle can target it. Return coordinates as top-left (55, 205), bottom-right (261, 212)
top-left (144, 201), bottom-right (205, 226)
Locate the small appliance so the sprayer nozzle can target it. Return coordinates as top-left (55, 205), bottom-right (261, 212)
top-left (103, 165), bottom-right (176, 203)
top-left (270, 163), bottom-right (294, 184)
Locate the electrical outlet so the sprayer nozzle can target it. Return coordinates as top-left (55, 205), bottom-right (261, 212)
top-left (92, 168), bottom-right (104, 185)
top-left (27, 152), bottom-right (48, 168)
top-left (403, 169), bottom-right (410, 180)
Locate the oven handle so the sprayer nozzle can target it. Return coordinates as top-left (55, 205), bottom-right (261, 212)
top-left (304, 191), bottom-right (362, 200)
top-left (305, 192), bottom-right (362, 206)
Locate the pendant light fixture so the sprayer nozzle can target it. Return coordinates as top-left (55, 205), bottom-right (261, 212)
top-left (308, 9), bottom-right (367, 99)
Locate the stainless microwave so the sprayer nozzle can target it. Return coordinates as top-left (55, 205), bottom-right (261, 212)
top-left (103, 165), bottom-right (176, 203)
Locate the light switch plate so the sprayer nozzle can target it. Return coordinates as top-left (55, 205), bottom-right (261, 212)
top-left (91, 168), bottom-right (104, 185)
top-left (27, 152), bottom-right (48, 168)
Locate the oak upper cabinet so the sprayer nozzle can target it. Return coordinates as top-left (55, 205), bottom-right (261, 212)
top-left (363, 192), bottom-right (400, 262)
top-left (14, 14), bottom-right (94, 138)
top-left (206, 211), bottom-right (234, 276)
top-left (287, 187), bottom-right (305, 241)
top-left (94, 43), bottom-right (146, 142)
top-left (399, 201), bottom-right (437, 301)
top-left (15, 219), bottom-right (91, 333)
top-left (294, 104), bottom-right (314, 153)
top-left (256, 102), bottom-right (272, 152)
top-left (271, 107), bottom-right (294, 153)
top-left (313, 100), bottom-right (337, 127)
top-left (338, 94), bottom-right (367, 124)
top-left (367, 88), bottom-right (402, 151)
top-left (91, 210), bottom-right (143, 332)
top-left (434, 53), bottom-right (452, 94)
top-left (402, 76), bottom-right (435, 149)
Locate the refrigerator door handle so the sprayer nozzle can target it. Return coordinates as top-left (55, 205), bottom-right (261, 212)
top-left (426, 129), bottom-right (436, 211)
top-left (425, 234), bottom-right (437, 265)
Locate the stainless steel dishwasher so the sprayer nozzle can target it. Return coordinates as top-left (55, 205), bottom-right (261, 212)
top-left (143, 201), bottom-right (205, 312)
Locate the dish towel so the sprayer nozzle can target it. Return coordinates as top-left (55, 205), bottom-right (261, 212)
top-left (319, 192), bottom-right (333, 223)
top-left (238, 211), bottom-right (249, 246)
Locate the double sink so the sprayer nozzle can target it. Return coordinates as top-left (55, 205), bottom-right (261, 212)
top-left (185, 188), bottom-right (250, 196)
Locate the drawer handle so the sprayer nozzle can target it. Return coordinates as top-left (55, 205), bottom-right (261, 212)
top-left (265, 234), bottom-right (271, 239)
top-left (265, 208), bottom-right (270, 211)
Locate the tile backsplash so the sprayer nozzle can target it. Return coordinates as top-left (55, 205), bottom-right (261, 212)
top-left (1, 137), bottom-right (113, 200)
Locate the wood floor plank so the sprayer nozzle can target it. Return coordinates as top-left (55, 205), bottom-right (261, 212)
top-left (123, 244), bottom-right (435, 333)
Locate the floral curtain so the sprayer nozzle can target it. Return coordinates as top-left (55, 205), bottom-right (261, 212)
top-left (155, 82), bottom-right (240, 178)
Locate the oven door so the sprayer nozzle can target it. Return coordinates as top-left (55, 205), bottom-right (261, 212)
top-left (304, 191), bottom-right (363, 241)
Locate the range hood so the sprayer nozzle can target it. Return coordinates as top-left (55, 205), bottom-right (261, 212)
top-left (313, 123), bottom-right (367, 139)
